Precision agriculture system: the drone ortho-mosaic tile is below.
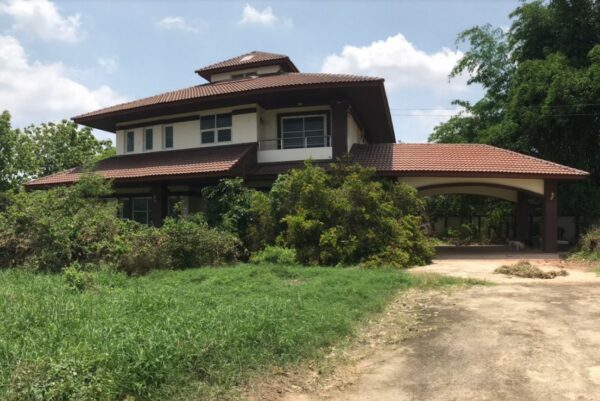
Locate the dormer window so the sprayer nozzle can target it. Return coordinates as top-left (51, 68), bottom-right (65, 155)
top-left (201, 113), bottom-right (232, 144)
top-left (231, 71), bottom-right (258, 79)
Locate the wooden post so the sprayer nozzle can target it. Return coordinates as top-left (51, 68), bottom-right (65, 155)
top-left (151, 183), bottom-right (168, 227)
top-left (515, 192), bottom-right (530, 244)
top-left (330, 100), bottom-right (348, 159)
top-left (542, 180), bottom-right (558, 252)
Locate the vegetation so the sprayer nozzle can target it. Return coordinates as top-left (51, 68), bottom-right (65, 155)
top-left (0, 265), bottom-right (471, 401)
top-left (0, 175), bottom-right (240, 273)
top-left (494, 260), bottom-right (568, 279)
top-left (570, 226), bottom-right (600, 262)
top-left (430, 0), bottom-right (600, 224)
top-left (0, 111), bottom-right (113, 198)
top-left (249, 246), bottom-right (298, 265)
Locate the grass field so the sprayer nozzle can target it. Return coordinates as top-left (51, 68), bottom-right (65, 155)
top-left (0, 265), bottom-right (473, 400)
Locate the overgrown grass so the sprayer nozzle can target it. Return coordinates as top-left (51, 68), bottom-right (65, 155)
top-left (0, 265), bottom-right (472, 401)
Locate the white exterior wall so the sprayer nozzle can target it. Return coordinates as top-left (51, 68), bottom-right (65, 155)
top-left (347, 112), bottom-right (365, 150)
top-left (399, 176), bottom-right (545, 196)
top-left (257, 147), bottom-right (333, 163)
top-left (115, 105), bottom-right (258, 155)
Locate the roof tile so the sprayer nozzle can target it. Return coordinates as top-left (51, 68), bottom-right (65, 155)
top-left (25, 144), bottom-right (254, 187)
top-left (195, 51), bottom-right (296, 74)
top-left (351, 143), bottom-right (589, 177)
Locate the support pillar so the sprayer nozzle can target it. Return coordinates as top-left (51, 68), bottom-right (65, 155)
top-left (151, 183), bottom-right (168, 227)
top-left (515, 192), bottom-right (530, 244)
top-left (330, 100), bottom-right (348, 159)
top-left (542, 180), bottom-right (558, 252)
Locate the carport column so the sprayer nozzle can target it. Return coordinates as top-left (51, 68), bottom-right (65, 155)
top-left (330, 100), bottom-right (349, 159)
top-left (151, 183), bottom-right (168, 227)
top-left (515, 192), bottom-right (530, 243)
top-left (542, 180), bottom-right (558, 252)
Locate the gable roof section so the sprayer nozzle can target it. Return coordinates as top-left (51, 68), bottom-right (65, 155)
top-left (24, 143), bottom-right (256, 188)
top-left (351, 143), bottom-right (589, 179)
top-left (194, 51), bottom-right (299, 80)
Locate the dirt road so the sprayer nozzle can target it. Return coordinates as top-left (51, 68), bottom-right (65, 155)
top-left (284, 254), bottom-right (600, 401)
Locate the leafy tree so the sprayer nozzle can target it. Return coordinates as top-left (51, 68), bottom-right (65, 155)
top-left (431, 0), bottom-right (600, 220)
top-left (24, 120), bottom-right (114, 177)
top-left (0, 111), bottom-right (34, 194)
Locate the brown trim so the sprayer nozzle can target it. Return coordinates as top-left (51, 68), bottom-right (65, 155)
top-left (276, 110), bottom-right (331, 150)
top-left (118, 114), bottom-right (199, 131)
top-left (231, 107), bottom-right (257, 115)
top-left (374, 170), bottom-right (588, 180)
top-left (416, 182), bottom-right (542, 198)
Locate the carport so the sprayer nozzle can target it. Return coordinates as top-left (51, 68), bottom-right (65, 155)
top-left (351, 143), bottom-right (589, 252)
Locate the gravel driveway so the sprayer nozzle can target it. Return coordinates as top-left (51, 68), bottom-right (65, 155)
top-left (286, 250), bottom-right (600, 401)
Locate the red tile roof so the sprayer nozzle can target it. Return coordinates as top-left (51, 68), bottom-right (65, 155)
top-left (351, 143), bottom-right (589, 178)
top-left (25, 144), bottom-right (255, 187)
top-left (194, 51), bottom-right (299, 79)
top-left (73, 73), bottom-right (382, 121)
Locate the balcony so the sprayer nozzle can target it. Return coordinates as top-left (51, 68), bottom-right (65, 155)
top-left (257, 135), bottom-right (333, 163)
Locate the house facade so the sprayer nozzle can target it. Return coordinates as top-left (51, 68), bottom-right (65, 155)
top-left (25, 51), bottom-right (589, 252)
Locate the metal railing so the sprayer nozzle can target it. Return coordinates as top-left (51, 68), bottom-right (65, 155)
top-left (258, 135), bottom-right (331, 151)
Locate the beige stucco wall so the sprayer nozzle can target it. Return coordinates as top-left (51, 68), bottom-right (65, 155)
top-left (115, 105), bottom-right (258, 155)
top-left (419, 185), bottom-right (518, 202)
top-left (399, 176), bottom-right (545, 196)
top-left (257, 147), bottom-right (333, 163)
top-left (347, 112), bottom-right (365, 150)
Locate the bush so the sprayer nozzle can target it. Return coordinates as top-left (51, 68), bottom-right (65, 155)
top-left (0, 175), bottom-right (122, 271)
top-left (270, 161), bottom-right (433, 267)
top-left (117, 222), bottom-right (172, 275)
top-left (250, 246), bottom-right (297, 265)
top-left (161, 214), bottom-right (241, 268)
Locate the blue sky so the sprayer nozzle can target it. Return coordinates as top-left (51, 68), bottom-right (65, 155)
top-left (0, 0), bottom-right (520, 142)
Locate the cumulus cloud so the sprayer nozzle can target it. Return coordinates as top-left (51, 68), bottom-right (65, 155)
top-left (239, 3), bottom-right (291, 27)
top-left (156, 16), bottom-right (201, 33)
top-left (96, 56), bottom-right (118, 74)
top-left (0, 35), bottom-right (126, 127)
top-left (321, 33), bottom-right (467, 94)
top-left (0, 0), bottom-right (83, 42)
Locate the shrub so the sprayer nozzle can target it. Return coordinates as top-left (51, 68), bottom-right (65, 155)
top-left (579, 226), bottom-right (600, 253)
top-left (161, 214), bottom-right (241, 268)
top-left (117, 222), bottom-right (172, 275)
top-left (0, 175), bottom-right (122, 271)
top-left (270, 161), bottom-right (433, 267)
top-left (250, 246), bottom-right (297, 265)
top-left (62, 262), bottom-right (97, 291)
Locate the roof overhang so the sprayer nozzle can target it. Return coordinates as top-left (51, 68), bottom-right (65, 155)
top-left (72, 81), bottom-right (395, 144)
top-left (195, 58), bottom-right (299, 80)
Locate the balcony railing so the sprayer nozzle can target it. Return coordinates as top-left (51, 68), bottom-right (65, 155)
top-left (258, 135), bottom-right (331, 151)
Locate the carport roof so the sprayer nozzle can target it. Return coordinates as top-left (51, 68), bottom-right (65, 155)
top-left (350, 143), bottom-right (589, 179)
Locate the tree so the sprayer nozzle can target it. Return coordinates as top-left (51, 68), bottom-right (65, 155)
top-left (0, 111), bottom-right (34, 194)
top-left (24, 120), bottom-right (114, 177)
top-left (431, 0), bottom-right (600, 219)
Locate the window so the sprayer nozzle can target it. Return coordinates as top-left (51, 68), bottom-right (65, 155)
top-left (231, 71), bottom-right (257, 79)
top-left (144, 128), bottom-right (153, 151)
top-left (126, 131), bottom-right (134, 152)
top-left (280, 114), bottom-right (327, 149)
top-left (117, 198), bottom-right (131, 220)
top-left (164, 126), bottom-right (174, 149)
top-left (200, 113), bottom-right (232, 144)
top-left (132, 197), bottom-right (152, 225)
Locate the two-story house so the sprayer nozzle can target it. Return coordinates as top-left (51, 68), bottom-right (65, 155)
top-left (25, 51), bottom-right (588, 252)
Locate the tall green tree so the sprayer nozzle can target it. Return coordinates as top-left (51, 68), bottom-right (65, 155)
top-left (24, 120), bottom-right (114, 177)
top-left (0, 111), bottom-right (34, 193)
top-left (431, 0), bottom-right (600, 219)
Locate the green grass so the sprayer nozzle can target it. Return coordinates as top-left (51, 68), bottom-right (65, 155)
top-left (0, 265), bottom-right (472, 401)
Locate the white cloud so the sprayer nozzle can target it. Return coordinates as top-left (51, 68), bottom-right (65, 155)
top-left (0, 0), bottom-right (83, 42)
top-left (96, 56), bottom-right (117, 74)
top-left (0, 35), bottom-right (126, 127)
top-left (321, 33), bottom-right (467, 94)
top-left (239, 3), bottom-right (291, 27)
top-left (156, 16), bottom-right (201, 33)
